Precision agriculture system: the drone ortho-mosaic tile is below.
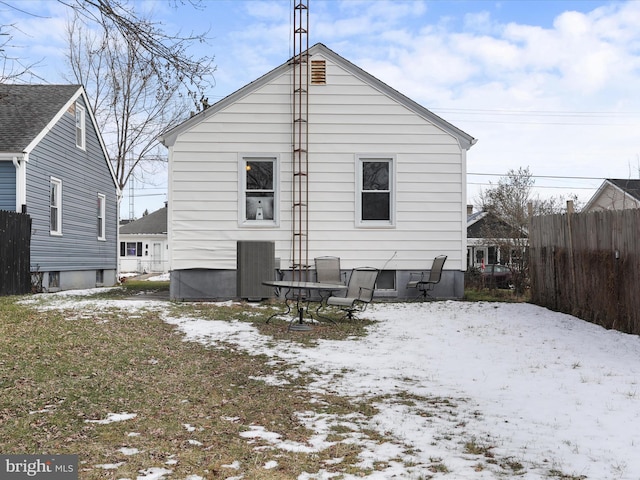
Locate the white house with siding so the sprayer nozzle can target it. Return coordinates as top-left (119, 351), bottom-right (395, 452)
top-left (159, 43), bottom-right (476, 301)
top-left (119, 206), bottom-right (168, 274)
top-left (583, 179), bottom-right (640, 212)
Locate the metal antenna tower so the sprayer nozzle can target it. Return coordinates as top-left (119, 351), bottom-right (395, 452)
top-left (291, 0), bottom-right (309, 282)
top-left (128, 173), bottom-right (134, 219)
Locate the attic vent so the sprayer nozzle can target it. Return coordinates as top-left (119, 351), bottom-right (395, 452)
top-left (311, 60), bottom-right (326, 84)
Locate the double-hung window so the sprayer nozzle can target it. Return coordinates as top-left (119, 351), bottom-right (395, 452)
top-left (357, 156), bottom-right (395, 226)
top-left (75, 103), bottom-right (86, 149)
top-left (50, 177), bottom-right (62, 235)
top-left (240, 156), bottom-right (278, 225)
top-left (97, 194), bottom-right (106, 240)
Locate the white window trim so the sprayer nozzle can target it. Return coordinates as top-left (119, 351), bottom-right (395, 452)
top-left (97, 193), bottom-right (106, 241)
top-left (50, 177), bottom-right (62, 236)
top-left (75, 103), bottom-right (86, 150)
top-left (238, 154), bottom-right (280, 227)
top-left (355, 155), bottom-right (396, 228)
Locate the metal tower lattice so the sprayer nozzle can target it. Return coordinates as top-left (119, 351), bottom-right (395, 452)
top-left (291, 0), bottom-right (309, 282)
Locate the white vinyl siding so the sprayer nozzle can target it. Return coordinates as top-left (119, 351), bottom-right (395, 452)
top-left (167, 52), bottom-right (466, 272)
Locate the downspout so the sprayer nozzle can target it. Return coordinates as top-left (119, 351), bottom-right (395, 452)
top-left (12, 154), bottom-right (27, 213)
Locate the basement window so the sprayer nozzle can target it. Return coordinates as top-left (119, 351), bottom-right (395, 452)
top-left (311, 60), bottom-right (326, 85)
top-left (49, 271), bottom-right (60, 289)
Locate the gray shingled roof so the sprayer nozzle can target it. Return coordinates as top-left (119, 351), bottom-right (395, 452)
top-left (0, 84), bottom-right (81, 152)
top-left (120, 207), bottom-right (167, 235)
top-left (607, 179), bottom-right (640, 202)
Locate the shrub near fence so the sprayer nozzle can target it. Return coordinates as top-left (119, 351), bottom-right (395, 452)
top-left (529, 209), bottom-right (640, 334)
top-left (0, 210), bottom-right (31, 296)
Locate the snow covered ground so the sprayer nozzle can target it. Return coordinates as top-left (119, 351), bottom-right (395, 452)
top-left (26, 289), bottom-right (640, 479)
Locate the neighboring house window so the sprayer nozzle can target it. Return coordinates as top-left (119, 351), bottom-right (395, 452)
top-left (49, 271), bottom-right (60, 289)
top-left (50, 177), bottom-right (62, 235)
top-left (97, 194), bottom-right (106, 240)
top-left (357, 156), bottom-right (395, 226)
top-left (75, 103), bottom-right (86, 149)
top-left (240, 156), bottom-right (278, 225)
top-left (120, 241), bottom-right (143, 257)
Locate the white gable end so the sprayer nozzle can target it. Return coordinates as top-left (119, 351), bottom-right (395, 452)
top-left (161, 44), bottom-right (475, 299)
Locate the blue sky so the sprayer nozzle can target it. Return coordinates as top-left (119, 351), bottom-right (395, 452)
top-left (2, 0), bottom-right (639, 217)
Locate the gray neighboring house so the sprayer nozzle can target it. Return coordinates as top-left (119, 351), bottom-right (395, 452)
top-left (466, 206), bottom-right (527, 269)
top-left (119, 206), bottom-right (168, 274)
top-left (0, 84), bottom-right (120, 291)
top-left (584, 179), bottom-right (640, 212)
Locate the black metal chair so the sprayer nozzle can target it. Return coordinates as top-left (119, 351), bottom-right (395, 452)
top-left (314, 256), bottom-right (343, 285)
top-left (324, 267), bottom-right (379, 320)
top-left (407, 255), bottom-right (447, 300)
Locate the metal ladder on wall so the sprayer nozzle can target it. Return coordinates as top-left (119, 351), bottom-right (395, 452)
top-left (291, 0), bottom-right (309, 283)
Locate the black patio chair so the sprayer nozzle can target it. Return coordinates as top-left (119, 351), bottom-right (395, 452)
top-left (324, 267), bottom-right (379, 320)
top-left (406, 255), bottom-right (447, 301)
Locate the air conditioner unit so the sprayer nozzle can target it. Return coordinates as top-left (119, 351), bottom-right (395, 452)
top-left (237, 241), bottom-right (275, 300)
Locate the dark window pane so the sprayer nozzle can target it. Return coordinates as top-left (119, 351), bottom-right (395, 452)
top-left (50, 207), bottom-right (58, 231)
top-left (50, 184), bottom-right (57, 207)
top-left (376, 270), bottom-right (396, 289)
top-left (362, 192), bottom-right (390, 220)
top-left (362, 162), bottom-right (389, 191)
top-left (246, 161), bottom-right (273, 190)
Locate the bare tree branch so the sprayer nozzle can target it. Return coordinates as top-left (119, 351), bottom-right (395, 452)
top-left (64, 12), bottom-right (199, 196)
top-left (0, 23), bottom-right (43, 82)
top-left (57, 0), bottom-right (215, 105)
top-left (475, 167), bottom-right (584, 293)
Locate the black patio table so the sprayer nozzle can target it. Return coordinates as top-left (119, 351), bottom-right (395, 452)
top-left (262, 280), bottom-right (347, 330)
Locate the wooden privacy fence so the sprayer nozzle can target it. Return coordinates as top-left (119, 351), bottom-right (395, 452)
top-left (0, 210), bottom-right (32, 296)
top-left (529, 208), bottom-right (640, 334)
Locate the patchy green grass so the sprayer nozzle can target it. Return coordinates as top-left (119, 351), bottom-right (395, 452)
top-left (0, 283), bottom-right (573, 479)
top-left (0, 289), bottom-right (380, 479)
top-left (463, 288), bottom-right (530, 303)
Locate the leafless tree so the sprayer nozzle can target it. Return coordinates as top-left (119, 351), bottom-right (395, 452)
top-left (2, 0), bottom-right (215, 196)
top-left (3, 0), bottom-right (214, 91)
top-left (475, 167), bottom-right (582, 293)
top-left (66, 17), bottom-right (180, 192)
top-left (0, 23), bottom-right (40, 82)
top-left (63, 2), bottom-right (215, 197)
top-left (58, 0), bottom-right (214, 104)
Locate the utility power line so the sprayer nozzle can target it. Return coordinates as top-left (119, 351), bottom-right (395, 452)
top-left (468, 172), bottom-right (606, 181)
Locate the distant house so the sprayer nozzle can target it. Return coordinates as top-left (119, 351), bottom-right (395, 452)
top-left (119, 206), bottom-right (168, 274)
top-left (0, 84), bottom-right (119, 291)
top-left (466, 206), bottom-right (527, 269)
top-left (159, 43), bottom-right (476, 301)
top-left (583, 179), bottom-right (640, 212)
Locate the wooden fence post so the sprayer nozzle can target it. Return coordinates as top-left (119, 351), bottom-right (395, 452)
top-left (566, 201), bottom-right (577, 310)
